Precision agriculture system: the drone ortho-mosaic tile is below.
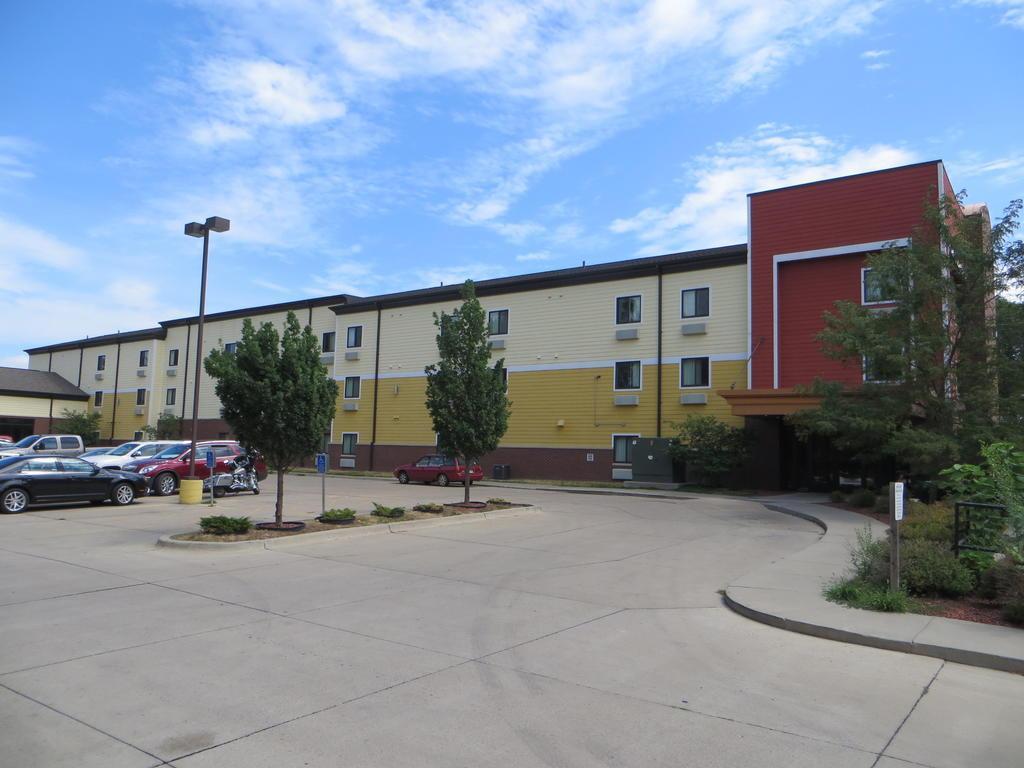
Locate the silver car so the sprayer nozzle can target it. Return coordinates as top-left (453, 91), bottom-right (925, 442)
top-left (0, 434), bottom-right (84, 459)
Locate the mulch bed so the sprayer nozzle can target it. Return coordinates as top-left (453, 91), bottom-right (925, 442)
top-left (173, 502), bottom-right (528, 542)
top-left (913, 596), bottom-right (1016, 628)
top-left (827, 502), bottom-right (889, 524)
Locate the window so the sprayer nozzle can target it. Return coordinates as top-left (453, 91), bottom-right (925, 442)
top-left (613, 435), bottom-right (639, 464)
top-left (166, 388), bottom-right (176, 406)
top-left (136, 388), bottom-right (146, 406)
top-left (224, 342), bottom-right (238, 354)
top-left (168, 348), bottom-right (179, 367)
top-left (139, 349), bottom-right (149, 367)
top-left (94, 391), bottom-right (104, 407)
top-left (344, 376), bottom-right (361, 399)
top-left (614, 361), bottom-right (641, 390)
top-left (60, 437), bottom-right (79, 449)
top-left (61, 458), bottom-right (93, 472)
top-left (615, 295), bottom-right (641, 324)
top-left (863, 355), bottom-right (900, 384)
top-left (346, 325), bottom-right (362, 348)
top-left (680, 357), bottom-right (710, 388)
top-left (21, 457), bottom-right (61, 472)
top-left (681, 287), bottom-right (710, 318)
top-left (133, 431), bottom-right (143, 440)
top-left (488, 309), bottom-right (509, 336)
top-left (341, 433), bottom-right (358, 455)
top-left (36, 437), bottom-right (58, 450)
top-left (97, 354), bottom-right (106, 371)
top-left (862, 268), bottom-right (894, 304)
top-left (322, 331), bottom-right (336, 353)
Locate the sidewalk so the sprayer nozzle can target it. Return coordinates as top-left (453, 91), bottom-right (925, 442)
top-left (726, 495), bottom-right (1024, 675)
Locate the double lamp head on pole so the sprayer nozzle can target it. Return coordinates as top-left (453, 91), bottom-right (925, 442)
top-left (183, 215), bottom-right (230, 479)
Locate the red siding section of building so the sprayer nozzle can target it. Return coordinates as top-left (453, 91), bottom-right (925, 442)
top-left (749, 161), bottom-right (941, 389)
top-left (777, 254), bottom-right (865, 388)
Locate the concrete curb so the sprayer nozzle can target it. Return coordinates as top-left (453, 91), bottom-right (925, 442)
top-left (156, 505), bottom-right (542, 551)
top-left (726, 499), bottom-right (1024, 676)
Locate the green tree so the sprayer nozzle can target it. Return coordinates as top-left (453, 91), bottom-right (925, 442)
top-left (789, 195), bottom-right (1022, 478)
top-left (668, 415), bottom-right (749, 487)
top-left (425, 280), bottom-right (511, 502)
top-left (55, 408), bottom-right (101, 444)
top-left (997, 297), bottom-right (1024, 432)
top-left (205, 312), bottom-right (338, 524)
top-left (141, 412), bottom-right (183, 440)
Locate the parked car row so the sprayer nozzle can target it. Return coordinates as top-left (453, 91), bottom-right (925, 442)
top-left (393, 455), bottom-right (483, 486)
top-left (0, 437), bottom-right (267, 513)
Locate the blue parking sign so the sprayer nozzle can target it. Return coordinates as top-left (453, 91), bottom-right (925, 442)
top-left (205, 449), bottom-right (215, 468)
top-left (315, 453), bottom-right (328, 474)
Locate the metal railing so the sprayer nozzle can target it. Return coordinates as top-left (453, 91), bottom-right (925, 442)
top-left (952, 501), bottom-right (1008, 558)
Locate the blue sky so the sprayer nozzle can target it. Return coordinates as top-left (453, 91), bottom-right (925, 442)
top-left (1, 0), bottom-right (1022, 367)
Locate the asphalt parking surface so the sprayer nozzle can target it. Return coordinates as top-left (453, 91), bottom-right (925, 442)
top-left (0, 475), bottom-right (1021, 767)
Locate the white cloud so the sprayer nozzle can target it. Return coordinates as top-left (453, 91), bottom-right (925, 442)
top-left (0, 136), bottom-right (34, 183)
top-left (950, 151), bottom-right (1024, 185)
top-left (860, 48), bottom-right (891, 70)
top-left (415, 263), bottom-right (508, 287)
top-left (515, 250), bottom-right (554, 262)
top-left (961, 0), bottom-right (1024, 28)
top-left (861, 48), bottom-right (891, 58)
top-left (610, 125), bottom-right (917, 255)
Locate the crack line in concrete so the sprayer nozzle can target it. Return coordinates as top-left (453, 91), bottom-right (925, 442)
top-left (870, 661), bottom-right (945, 768)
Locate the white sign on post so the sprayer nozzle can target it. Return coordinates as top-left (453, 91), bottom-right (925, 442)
top-left (893, 481), bottom-right (905, 521)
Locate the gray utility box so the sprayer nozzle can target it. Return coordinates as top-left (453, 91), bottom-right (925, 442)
top-left (629, 437), bottom-right (682, 484)
top-left (492, 464), bottom-right (511, 480)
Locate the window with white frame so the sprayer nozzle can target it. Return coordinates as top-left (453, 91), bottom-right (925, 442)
top-left (488, 309), bottom-right (509, 336)
top-left (224, 342), bottom-right (238, 354)
top-left (862, 268), bottom-right (895, 304)
top-left (344, 376), bottom-right (360, 398)
top-left (97, 354), bottom-right (106, 371)
top-left (139, 349), bottom-right (149, 367)
top-left (614, 360), bottom-right (641, 390)
top-left (321, 331), bottom-right (336, 353)
top-left (346, 325), bottom-right (362, 348)
top-left (615, 295), bottom-right (641, 324)
top-left (166, 388), bottom-right (176, 406)
top-left (136, 388), bottom-right (146, 406)
top-left (681, 287), bottom-right (710, 318)
top-left (680, 357), bottom-right (710, 388)
top-left (613, 435), bottom-right (639, 464)
top-left (168, 348), bottom-right (179, 367)
top-left (341, 433), bottom-right (358, 455)
top-left (94, 391), bottom-right (103, 407)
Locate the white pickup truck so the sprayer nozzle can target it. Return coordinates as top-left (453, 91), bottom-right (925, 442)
top-left (0, 434), bottom-right (85, 459)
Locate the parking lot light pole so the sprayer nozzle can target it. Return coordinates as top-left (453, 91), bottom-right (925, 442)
top-left (183, 217), bottom-right (229, 481)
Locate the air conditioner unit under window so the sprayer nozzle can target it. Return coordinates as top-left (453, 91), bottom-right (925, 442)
top-left (136, 368), bottom-right (147, 377)
top-left (166, 368), bottom-right (177, 377)
top-left (134, 406), bottom-right (145, 416)
top-left (95, 372), bottom-right (104, 381)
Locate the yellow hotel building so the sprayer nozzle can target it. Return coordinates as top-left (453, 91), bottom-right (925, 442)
top-left (25, 244), bottom-right (746, 481)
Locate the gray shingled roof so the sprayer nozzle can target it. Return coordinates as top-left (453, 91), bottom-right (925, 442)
top-left (0, 367), bottom-right (89, 400)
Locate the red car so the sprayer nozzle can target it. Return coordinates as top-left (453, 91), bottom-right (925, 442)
top-left (393, 455), bottom-right (483, 486)
top-left (122, 441), bottom-right (268, 496)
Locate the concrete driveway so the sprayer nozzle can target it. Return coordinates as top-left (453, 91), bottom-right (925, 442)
top-left (0, 475), bottom-right (1020, 767)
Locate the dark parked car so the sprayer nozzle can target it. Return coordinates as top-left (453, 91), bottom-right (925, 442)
top-left (393, 455), bottom-right (484, 486)
top-left (124, 441), bottom-right (268, 496)
top-left (0, 455), bottom-right (148, 513)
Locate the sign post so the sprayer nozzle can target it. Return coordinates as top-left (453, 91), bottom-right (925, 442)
top-left (315, 453), bottom-right (328, 517)
top-left (889, 480), bottom-right (904, 590)
top-left (205, 449), bottom-right (216, 506)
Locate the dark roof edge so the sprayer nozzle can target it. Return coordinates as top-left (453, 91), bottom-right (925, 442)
top-left (0, 388), bottom-right (90, 402)
top-left (160, 293), bottom-right (357, 328)
top-left (25, 327), bottom-right (167, 355)
top-left (330, 244), bottom-right (747, 315)
top-left (748, 160), bottom-right (943, 198)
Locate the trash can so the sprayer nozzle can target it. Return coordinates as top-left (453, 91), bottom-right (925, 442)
top-left (492, 464), bottom-right (511, 480)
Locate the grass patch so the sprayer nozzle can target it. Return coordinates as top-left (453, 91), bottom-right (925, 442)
top-left (824, 579), bottom-right (909, 613)
top-left (371, 502), bottom-right (406, 518)
top-left (319, 508), bottom-right (356, 522)
top-left (413, 502), bottom-right (444, 513)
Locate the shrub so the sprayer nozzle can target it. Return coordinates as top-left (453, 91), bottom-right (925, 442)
top-left (486, 498), bottom-right (511, 506)
top-left (900, 540), bottom-right (973, 597)
top-left (901, 502), bottom-right (953, 543)
top-left (413, 503), bottom-right (444, 513)
top-left (1004, 600), bottom-right (1024, 626)
top-left (977, 558), bottom-right (1024, 602)
top-left (320, 508), bottom-right (356, 521)
top-left (849, 489), bottom-right (876, 508)
top-left (668, 415), bottom-right (749, 486)
top-left (829, 490), bottom-right (846, 503)
top-left (371, 502), bottom-right (405, 518)
top-left (199, 515), bottom-right (251, 535)
top-left (850, 526), bottom-right (889, 585)
top-left (873, 495), bottom-right (890, 515)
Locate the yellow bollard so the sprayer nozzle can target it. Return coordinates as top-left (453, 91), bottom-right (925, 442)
top-left (179, 478), bottom-right (204, 505)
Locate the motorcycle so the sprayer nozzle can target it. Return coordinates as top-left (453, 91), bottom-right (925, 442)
top-left (203, 452), bottom-right (261, 498)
